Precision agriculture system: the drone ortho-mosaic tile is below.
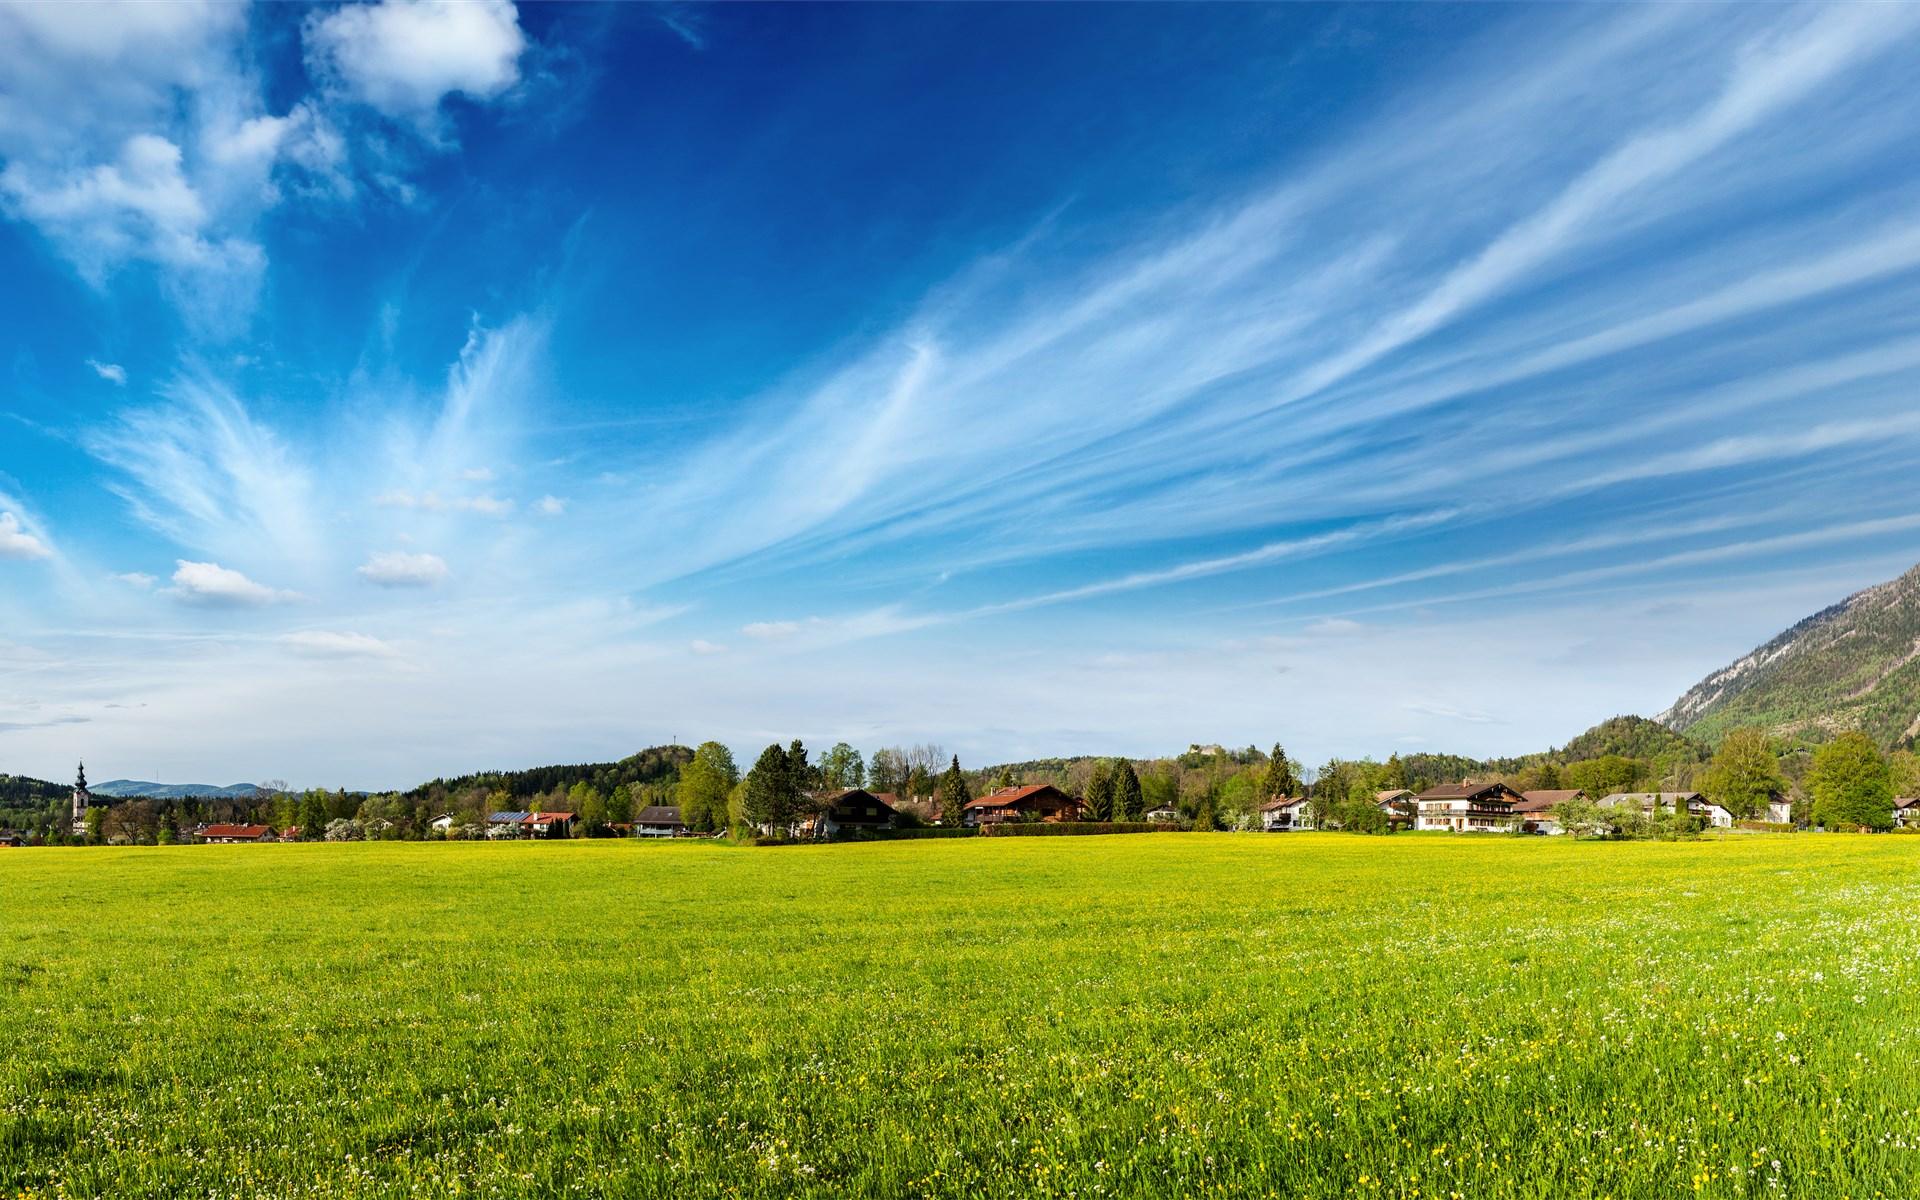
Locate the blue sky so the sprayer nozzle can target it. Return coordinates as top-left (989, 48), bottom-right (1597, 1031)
top-left (5, 2), bottom-right (1920, 788)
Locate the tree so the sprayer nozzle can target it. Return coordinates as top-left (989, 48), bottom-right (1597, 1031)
top-left (938, 755), bottom-right (970, 825)
top-left (1807, 732), bottom-right (1894, 831)
top-left (1887, 749), bottom-right (1920, 799)
top-left (742, 744), bottom-right (801, 835)
top-left (868, 748), bottom-right (906, 797)
top-left (570, 783), bottom-right (608, 835)
top-left (1699, 728), bottom-right (1785, 820)
top-left (1564, 755), bottom-right (1643, 799)
top-left (1084, 761), bottom-right (1115, 822)
top-left (82, 806), bottom-right (104, 845)
top-left (1113, 760), bottom-right (1144, 821)
top-left (678, 742), bottom-right (739, 832)
top-left (607, 783), bottom-right (634, 825)
top-left (819, 742), bottom-right (865, 790)
top-left (992, 765), bottom-right (1016, 791)
top-left (298, 790), bottom-right (328, 840)
top-left (1265, 744), bottom-right (1298, 799)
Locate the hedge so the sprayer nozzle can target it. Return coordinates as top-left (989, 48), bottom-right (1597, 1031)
top-left (861, 827), bottom-right (978, 840)
top-left (978, 821), bottom-right (1181, 837)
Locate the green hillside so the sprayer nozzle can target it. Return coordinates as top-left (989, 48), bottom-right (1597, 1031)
top-left (1661, 561), bottom-right (1920, 749)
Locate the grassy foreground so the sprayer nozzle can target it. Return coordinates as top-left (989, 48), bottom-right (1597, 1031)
top-left (4, 835), bottom-right (1920, 1198)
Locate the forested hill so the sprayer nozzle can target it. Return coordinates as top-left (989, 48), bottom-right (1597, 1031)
top-left (1660, 561), bottom-right (1920, 749)
top-left (0, 773), bottom-right (66, 807)
top-left (403, 745), bottom-right (692, 803)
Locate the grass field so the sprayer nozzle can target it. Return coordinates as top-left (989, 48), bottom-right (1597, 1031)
top-left (4, 835), bottom-right (1920, 1198)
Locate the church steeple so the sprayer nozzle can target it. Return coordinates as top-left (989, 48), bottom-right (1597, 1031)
top-left (71, 761), bottom-right (91, 838)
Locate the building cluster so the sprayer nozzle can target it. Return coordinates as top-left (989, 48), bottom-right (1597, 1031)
top-left (1257, 783), bottom-right (1801, 834)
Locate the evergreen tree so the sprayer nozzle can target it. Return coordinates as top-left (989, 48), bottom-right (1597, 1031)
top-left (1266, 744), bottom-right (1297, 798)
top-left (1113, 760), bottom-right (1144, 821)
top-left (742, 744), bottom-right (798, 834)
top-left (938, 755), bottom-right (971, 825)
top-left (298, 790), bottom-right (328, 840)
top-left (1084, 760), bottom-right (1115, 821)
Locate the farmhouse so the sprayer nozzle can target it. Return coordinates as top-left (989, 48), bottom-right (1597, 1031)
top-left (428, 813), bottom-right (457, 834)
top-left (1597, 792), bottom-right (1731, 827)
top-left (1414, 783), bottom-right (1522, 832)
top-left (523, 812), bottom-right (576, 839)
top-left (0, 829), bottom-right (25, 848)
top-left (964, 784), bottom-right (1080, 825)
top-left (1896, 797), bottom-right (1920, 828)
top-left (1142, 797), bottom-right (1180, 823)
top-left (802, 789), bottom-right (901, 838)
top-left (1375, 788), bottom-right (1417, 828)
top-left (278, 826), bottom-right (301, 842)
top-left (1259, 796), bottom-right (1312, 831)
top-left (198, 824), bottom-right (275, 844)
top-left (486, 811), bottom-right (530, 838)
top-left (1514, 789), bottom-right (1585, 835)
top-left (634, 805), bottom-right (686, 837)
top-left (1761, 796), bottom-right (1795, 825)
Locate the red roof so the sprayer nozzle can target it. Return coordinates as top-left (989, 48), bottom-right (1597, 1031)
top-left (525, 812), bottom-right (575, 823)
top-left (201, 824), bottom-right (272, 839)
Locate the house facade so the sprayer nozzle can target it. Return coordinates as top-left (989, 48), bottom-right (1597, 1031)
top-left (1258, 796), bottom-right (1312, 831)
top-left (1513, 789), bottom-right (1585, 835)
top-left (1895, 797), bottom-right (1920, 828)
top-left (1142, 800), bottom-right (1180, 823)
top-left (634, 805), bottom-right (687, 837)
top-left (802, 789), bottom-right (900, 838)
top-left (963, 784), bottom-right (1080, 825)
top-left (1596, 792), bottom-right (1731, 827)
top-left (1375, 789), bottom-right (1417, 829)
top-left (1414, 783), bottom-right (1523, 832)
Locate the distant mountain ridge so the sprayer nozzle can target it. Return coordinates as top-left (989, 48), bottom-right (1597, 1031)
top-left (91, 780), bottom-right (265, 800)
top-left (1661, 561), bottom-right (1920, 749)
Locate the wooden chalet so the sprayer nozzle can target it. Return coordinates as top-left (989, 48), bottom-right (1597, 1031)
top-left (634, 805), bottom-right (687, 838)
top-left (1513, 789), bottom-right (1585, 835)
top-left (1895, 797), bottom-right (1920, 828)
top-left (963, 784), bottom-right (1080, 826)
top-left (1374, 789), bottom-right (1417, 828)
top-left (1413, 783), bottom-right (1523, 832)
top-left (801, 789), bottom-right (901, 838)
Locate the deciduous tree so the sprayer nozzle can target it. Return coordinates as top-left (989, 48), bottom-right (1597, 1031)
top-left (1808, 732), bottom-right (1894, 831)
top-left (1699, 728), bottom-right (1785, 819)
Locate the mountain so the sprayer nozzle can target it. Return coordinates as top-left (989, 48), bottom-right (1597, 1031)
top-left (91, 780), bottom-right (265, 800)
top-left (403, 745), bottom-right (693, 802)
top-left (1661, 561), bottom-right (1920, 749)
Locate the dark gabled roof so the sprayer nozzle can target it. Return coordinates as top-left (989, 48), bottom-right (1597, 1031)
top-left (635, 805), bottom-right (684, 825)
top-left (488, 811), bottom-right (531, 823)
top-left (1513, 789), bottom-right (1585, 812)
top-left (1896, 796), bottom-right (1920, 810)
top-left (965, 784), bottom-right (1073, 811)
top-left (1415, 783), bottom-right (1520, 804)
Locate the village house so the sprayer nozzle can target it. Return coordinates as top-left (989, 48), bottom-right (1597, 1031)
top-left (963, 784), bottom-right (1080, 826)
top-left (523, 812), bottom-right (576, 839)
top-left (486, 810), bottom-right (531, 838)
top-left (1141, 797), bottom-right (1180, 823)
top-left (1761, 796), bottom-right (1795, 825)
top-left (1513, 789), bottom-right (1585, 835)
top-left (1597, 792), bottom-right (1732, 828)
top-left (0, 829), bottom-right (26, 848)
top-left (801, 789), bottom-right (901, 838)
top-left (634, 805), bottom-right (686, 837)
top-left (428, 813), bottom-right (457, 835)
top-left (198, 823), bottom-right (276, 844)
top-left (1414, 783), bottom-right (1523, 832)
top-left (278, 826), bottom-right (301, 842)
top-left (1258, 796), bottom-right (1312, 831)
top-left (1375, 789), bottom-right (1417, 829)
top-left (1894, 797), bottom-right (1920, 827)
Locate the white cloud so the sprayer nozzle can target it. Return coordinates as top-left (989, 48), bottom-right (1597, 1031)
top-left (0, 512), bottom-right (52, 561)
top-left (89, 358), bottom-right (127, 385)
top-left (536, 494), bottom-right (566, 517)
top-left (460, 466), bottom-right (495, 482)
top-left (357, 550), bottom-right (450, 588)
top-left (115, 571), bottom-right (157, 589)
top-left (305, 0), bottom-right (527, 119)
top-left (742, 620), bottom-right (802, 640)
top-left (279, 630), bottom-right (402, 660)
top-left (689, 639), bottom-right (728, 656)
top-left (166, 560), bottom-right (298, 606)
top-left (372, 489), bottom-right (515, 517)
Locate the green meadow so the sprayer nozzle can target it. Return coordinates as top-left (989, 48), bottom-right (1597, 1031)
top-left (4, 835), bottom-right (1919, 1198)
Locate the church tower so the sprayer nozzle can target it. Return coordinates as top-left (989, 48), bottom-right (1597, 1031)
top-left (71, 762), bottom-right (91, 838)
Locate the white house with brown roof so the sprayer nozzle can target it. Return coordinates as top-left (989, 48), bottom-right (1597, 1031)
top-left (1598, 792), bottom-right (1732, 828)
top-left (1374, 789), bottom-right (1417, 828)
top-left (1414, 783), bottom-right (1523, 832)
top-left (1894, 797), bottom-right (1920, 828)
top-left (1258, 796), bottom-right (1312, 831)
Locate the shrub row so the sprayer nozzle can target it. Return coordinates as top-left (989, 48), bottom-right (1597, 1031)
top-left (979, 821), bottom-right (1181, 838)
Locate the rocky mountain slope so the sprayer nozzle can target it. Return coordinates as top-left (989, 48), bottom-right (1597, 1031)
top-left (1661, 561), bottom-right (1920, 748)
